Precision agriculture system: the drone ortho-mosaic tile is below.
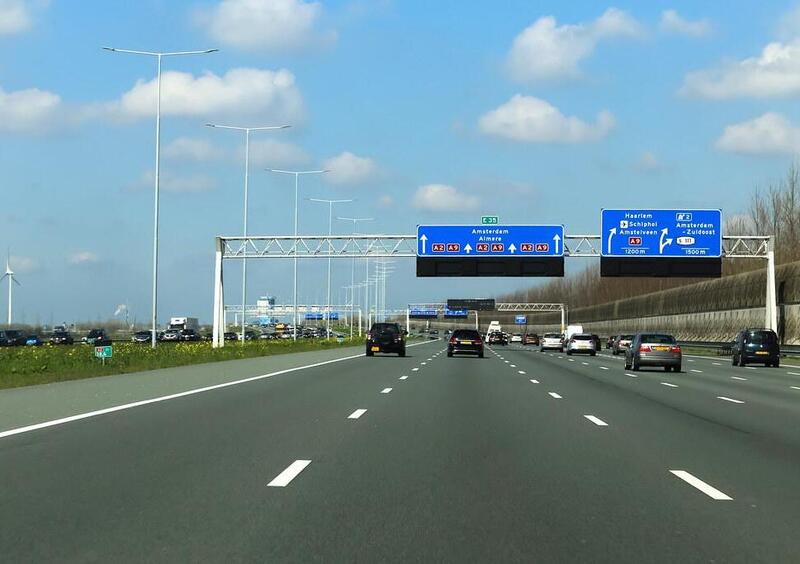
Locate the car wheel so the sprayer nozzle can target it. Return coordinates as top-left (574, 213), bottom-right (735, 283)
top-left (740, 357), bottom-right (746, 367)
top-left (624, 357), bottom-right (631, 370)
top-left (566, 350), bottom-right (572, 356)
top-left (612, 350), bottom-right (618, 356)
top-left (674, 364), bottom-right (681, 373)
top-left (632, 358), bottom-right (640, 371)
top-left (479, 351), bottom-right (484, 358)
top-left (664, 366), bottom-right (671, 372)
top-left (399, 348), bottom-right (406, 357)
top-left (590, 351), bottom-right (596, 357)
top-left (366, 348), bottom-right (374, 357)
top-left (447, 351), bottom-right (453, 357)
top-left (774, 359), bottom-right (780, 368)
top-left (732, 354), bottom-right (738, 366)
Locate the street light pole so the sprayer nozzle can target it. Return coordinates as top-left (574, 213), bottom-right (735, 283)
top-left (104, 46), bottom-right (218, 348)
top-left (337, 217), bottom-right (374, 337)
top-left (268, 169), bottom-right (329, 340)
top-left (308, 198), bottom-right (353, 339)
top-left (206, 124), bottom-right (289, 343)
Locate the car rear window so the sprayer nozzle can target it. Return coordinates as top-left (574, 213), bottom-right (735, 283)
top-left (372, 323), bottom-right (399, 334)
top-left (640, 334), bottom-right (676, 344)
top-left (544, 333), bottom-right (561, 338)
top-left (746, 331), bottom-right (777, 345)
top-left (453, 330), bottom-right (480, 339)
top-left (573, 335), bottom-right (593, 340)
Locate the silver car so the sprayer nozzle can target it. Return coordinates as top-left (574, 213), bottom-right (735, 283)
top-left (624, 333), bottom-right (682, 372)
top-left (566, 333), bottom-right (596, 356)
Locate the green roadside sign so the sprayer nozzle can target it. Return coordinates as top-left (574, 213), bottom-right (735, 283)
top-left (94, 345), bottom-right (113, 359)
top-left (481, 216), bottom-right (499, 225)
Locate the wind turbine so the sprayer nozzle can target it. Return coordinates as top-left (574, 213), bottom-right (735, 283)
top-left (1, 254), bottom-right (21, 326)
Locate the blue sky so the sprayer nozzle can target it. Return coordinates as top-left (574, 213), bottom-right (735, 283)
top-left (2, 0), bottom-right (799, 325)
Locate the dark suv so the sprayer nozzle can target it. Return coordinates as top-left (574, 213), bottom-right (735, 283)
top-left (732, 329), bottom-right (780, 367)
top-left (447, 329), bottom-right (484, 358)
top-left (0, 330), bottom-right (26, 346)
top-left (366, 323), bottom-right (406, 357)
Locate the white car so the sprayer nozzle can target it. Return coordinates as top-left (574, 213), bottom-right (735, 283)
top-left (510, 334), bottom-right (523, 343)
top-left (566, 334), bottom-right (596, 356)
top-left (540, 333), bottom-right (563, 352)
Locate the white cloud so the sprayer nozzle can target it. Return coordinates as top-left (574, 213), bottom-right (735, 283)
top-left (478, 95), bottom-right (614, 143)
top-left (322, 151), bottom-right (378, 185)
top-left (0, 86), bottom-right (63, 133)
top-left (715, 112), bottom-right (800, 155)
top-left (377, 195), bottom-right (394, 208)
top-left (135, 170), bottom-right (218, 193)
top-left (163, 137), bottom-right (224, 162)
top-left (659, 10), bottom-right (711, 37)
top-left (506, 8), bottom-right (643, 82)
top-left (680, 39), bottom-right (800, 99)
top-left (0, 0), bottom-right (33, 35)
top-left (68, 251), bottom-right (99, 265)
top-left (636, 151), bottom-right (663, 171)
top-left (103, 68), bottom-right (304, 122)
top-left (195, 0), bottom-right (336, 52)
top-left (249, 138), bottom-right (311, 168)
top-left (8, 255), bottom-right (38, 273)
top-left (412, 184), bottom-right (480, 212)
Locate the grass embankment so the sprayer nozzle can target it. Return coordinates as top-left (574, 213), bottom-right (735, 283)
top-left (0, 338), bottom-right (363, 390)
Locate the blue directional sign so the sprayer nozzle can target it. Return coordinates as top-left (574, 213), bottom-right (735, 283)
top-left (514, 315), bottom-right (527, 324)
top-left (305, 312), bottom-right (323, 320)
top-left (601, 209), bottom-right (722, 258)
top-left (444, 308), bottom-right (469, 318)
top-left (409, 307), bottom-right (438, 318)
top-left (417, 224), bottom-right (565, 257)
top-left (326, 312), bottom-right (339, 321)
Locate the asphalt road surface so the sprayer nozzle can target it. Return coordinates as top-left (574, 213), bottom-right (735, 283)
top-left (2, 339), bottom-right (800, 562)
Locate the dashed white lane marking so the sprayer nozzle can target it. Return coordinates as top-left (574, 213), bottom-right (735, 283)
top-left (791, 386), bottom-right (800, 390)
top-left (548, 392), bottom-right (562, 399)
top-left (268, 460), bottom-right (312, 487)
top-left (690, 369), bottom-right (703, 373)
top-left (712, 362), bottom-right (722, 366)
top-left (745, 367), bottom-right (757, 370)
top-left (399, 375), bottom-right (408, 380)
top-left (412, 368), bottom-right (419, 372)
top-left (530, 379), bottom-right (540, 384)
top-left (504, 360), bottom-right (510, 364)
top-left (626, 373), bottom-right (638, 378)
top-left (661, 382), bottom-right (679, 388)
top-left (669, 470), bottom-right (732, 501)
top-left (584, 415), bottom-right (608, 427)
top-left (348, 409), bottom-right (367, 419)
top-left (731, 376), bottom-right (747, 381)
top-left (599, 366), bottom-right (609, 371)
top-left (568, 359), bottom-right (575, 362)
top-left (518, 370), bottom-right (526, 375)
top-left (510, 364), bottom-right (517, 368)
top-left (421, 362), bottom-right (427, 365)
top-left (582, 362), bottom-right (589, 366)
top-left (557, 356), bottom-right (563, 359)
top-left (717, 396), bottom-right (744, 404)
top-left (789, 372), bottom-right (800, 376)
top-left (381, 388), bottom-right (393, 394)
top-left (427, 358), bottom-right (432, 361)
top-left (687, 359), bottom-right (695, 363)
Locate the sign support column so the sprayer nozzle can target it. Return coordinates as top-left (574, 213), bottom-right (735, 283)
top-left (766, 238), bottom-right (778, 332)
top-left (212, 237), bottom-right (225, 348)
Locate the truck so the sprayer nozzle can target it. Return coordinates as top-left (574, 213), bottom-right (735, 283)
top-left (168, 317), bottom-right (199, 332)
top-left (564, 324), bottom-right (584, 341)
top-left (486, 321), bottom-right (502, 335)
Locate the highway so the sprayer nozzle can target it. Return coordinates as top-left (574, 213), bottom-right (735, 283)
top-left (2, 339), bottom-right (800, 562)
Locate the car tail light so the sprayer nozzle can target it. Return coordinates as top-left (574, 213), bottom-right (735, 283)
top-left (670, 345), bottom-right (681, 353)
top-left (475, 339), bottom-right (482, 345)
top-left (639, 345), bottom-right (651, 352)
top-left (449, 337), bottom-right (457, 344)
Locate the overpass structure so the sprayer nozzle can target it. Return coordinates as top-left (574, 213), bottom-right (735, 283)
top-left (212, 234), bottom-right (775, 347)
top-left (406, 302), bottom-right (567, 333)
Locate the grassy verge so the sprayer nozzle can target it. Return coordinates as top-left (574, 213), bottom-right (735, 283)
top-left (0, 338), bottom-right (364, 390)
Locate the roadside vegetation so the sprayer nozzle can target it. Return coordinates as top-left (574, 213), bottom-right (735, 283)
top-left (502, 163), bottom-right (800, 309)
top-left (0, 338), bottom-right (363, 390)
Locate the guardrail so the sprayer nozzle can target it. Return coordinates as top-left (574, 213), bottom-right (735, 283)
top-left (677, 341), bottom-right (800, 357)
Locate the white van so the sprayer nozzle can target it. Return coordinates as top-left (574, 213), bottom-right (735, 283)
top-left (564, 325), bottom-right (584, 341)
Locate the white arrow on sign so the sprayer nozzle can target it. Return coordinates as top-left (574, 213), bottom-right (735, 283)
top-left (420, 233), bottom-right (427, 254)
top-left (464, 243), bottom-right (472, 254)
top-left (509, 243), bottom-right (517, 254)
top-left (607, 227), bottom-right (617, 254)
top-left (553, 233), bottom-right (561, 254)
top-left (659, 228), bottom-right (673, 254)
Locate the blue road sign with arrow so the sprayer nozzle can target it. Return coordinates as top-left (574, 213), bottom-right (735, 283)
top-left (417, 225), bottom-right (564, 257)
top-left (601, 209), bottom-right (722, 258)
top-left (514, 315), bottom-right (527, 324)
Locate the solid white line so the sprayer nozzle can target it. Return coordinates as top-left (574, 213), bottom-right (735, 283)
top-left (717, 396), bottom-right (744, 404)
top-left (745, 367), bottom-right (756, 370)
top-left (268, 460), bottom-right (312, 487)
top-left (731, 376), bottom-right (747, 381)
top-left (626, 373), bottom-right (638, 378)
top-left (0, 350), bottom-right (375, 441)
top-left (690, 369), bottom-right (703, 373)
top-left (584, 415), bottom-right (608, 427)
top-left (789, 372), bottom-right (800, 376)
top-left (791, 386), bottom-right (800, 390)
top-left (548, 392), bottom-right (562, 399)
top-left (399, 375), bottom-right (408, 380)
top-left (518, 370), bottom-right (526, 375)
top-left (348, 409), bottom-right (367, 419)
top-left (599, 366), bottom-right (609, 371)
top-left (661, 382), bottom-right (678, 388)
top-left (530, 379), bottom-right (539, 384)
top-left (670, 470), bottom-right (732, 500)
top-left (381, 388), bottom-right (392, 394)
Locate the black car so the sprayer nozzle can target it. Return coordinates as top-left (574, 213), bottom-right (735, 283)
top-left (0, 329), bottom-right (27, 346)
top-left (180, 329), bottom-right (201, 342)
top-left (366, 323), bottom-right (406, 356)
top-left (83, 329), bottom-right (109, 345)
top-left (487, 332), bottom-right (508, 346)
top-left (447, 329), bottom-right (484, 358)
top-left (732, 328), bottom-right (780, 367)
top-left (428, 330), bottom-right (440, 340)
top-left (161, 329), bottom-right (182, 342)
top-left (223, 332), bottom-right (238, 341)
top-left (132, 330), bottom-right (154, 343)
top-left (51, 330), bottom-right (74, 345)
